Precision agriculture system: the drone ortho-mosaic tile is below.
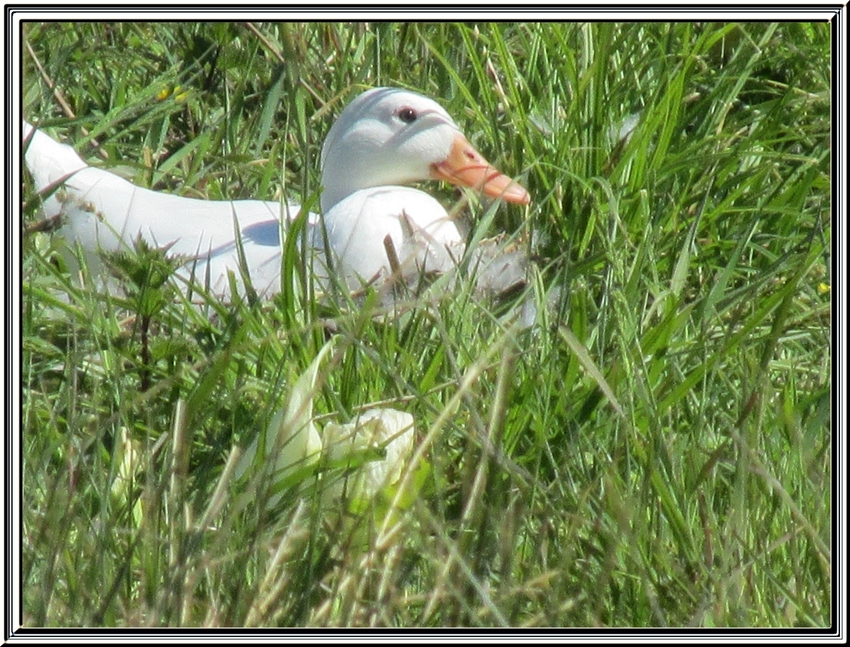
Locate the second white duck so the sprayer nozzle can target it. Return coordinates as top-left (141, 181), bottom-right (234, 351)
top-left (24, 87), bottom-right (530, 299)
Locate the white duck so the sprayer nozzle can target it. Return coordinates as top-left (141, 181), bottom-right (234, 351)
top-left (23, 87), bottom-right (529, 299)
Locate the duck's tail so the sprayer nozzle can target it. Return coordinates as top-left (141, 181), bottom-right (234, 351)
top-left (23, 121), bottom-right (89, 208)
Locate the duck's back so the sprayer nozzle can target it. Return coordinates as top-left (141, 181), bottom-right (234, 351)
top-left (24, 122), bottom-right (309, 299)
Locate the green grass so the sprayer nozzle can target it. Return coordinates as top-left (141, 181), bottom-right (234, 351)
top-left (21, 22), bottom-right (831, 628)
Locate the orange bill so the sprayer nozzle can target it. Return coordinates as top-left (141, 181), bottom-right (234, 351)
top-left (430, 133), bottom-right (531, 205)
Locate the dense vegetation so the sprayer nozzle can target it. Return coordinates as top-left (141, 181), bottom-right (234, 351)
top-left (21, 21), bottom-right (831, 628)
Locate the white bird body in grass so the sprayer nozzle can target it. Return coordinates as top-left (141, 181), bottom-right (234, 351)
top-left (23, 87), bottom-right (530, 299)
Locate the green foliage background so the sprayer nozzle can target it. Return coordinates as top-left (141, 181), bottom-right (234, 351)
top-left (22, 21), bottom-right (831, 628)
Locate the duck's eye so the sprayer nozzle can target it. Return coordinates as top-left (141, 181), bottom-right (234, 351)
top-left (397, 107), bottom-right (418, 123)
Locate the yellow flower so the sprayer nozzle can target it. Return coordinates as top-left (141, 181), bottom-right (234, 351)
top-left (157, 85), bottom-right (189, 102)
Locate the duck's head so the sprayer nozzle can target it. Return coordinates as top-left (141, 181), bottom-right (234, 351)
top-left (320, 87), bottom-right (530, 211)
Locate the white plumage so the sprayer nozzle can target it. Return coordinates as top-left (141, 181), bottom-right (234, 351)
top-left (24, 87), bottom-right (529, 300)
